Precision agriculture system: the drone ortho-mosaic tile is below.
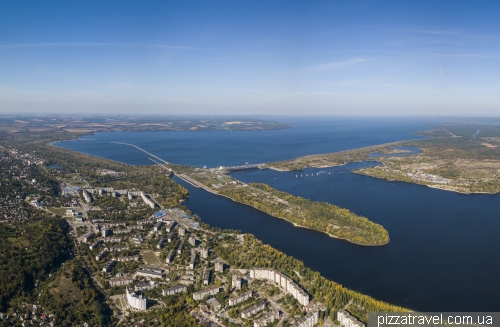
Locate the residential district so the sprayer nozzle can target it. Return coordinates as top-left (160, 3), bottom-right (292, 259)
top-left (0, 144), bottom-right (368, 327)
top-left (73, 205), bottom-right (361, 327)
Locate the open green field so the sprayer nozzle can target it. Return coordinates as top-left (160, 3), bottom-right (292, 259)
top-left (48, 207), bottom-right (68, 216)
top-left (141, 250), bottom-right (161, 266)
top-left (49, 269), bottom-right (84, 304)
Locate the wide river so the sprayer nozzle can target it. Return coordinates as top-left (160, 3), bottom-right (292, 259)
top-left (55, 117), bottom-right (500, 311)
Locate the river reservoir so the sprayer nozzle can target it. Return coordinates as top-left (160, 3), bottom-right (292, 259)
top-left (55, 117), bottom-right (500, 311)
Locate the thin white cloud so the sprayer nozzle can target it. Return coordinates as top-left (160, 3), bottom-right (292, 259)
top-left (409, 29), bottom-right (461, 36)
top-left (0, 42), bottom-right (208, 50)
top-left (310, 58), bottom-right (370, 72)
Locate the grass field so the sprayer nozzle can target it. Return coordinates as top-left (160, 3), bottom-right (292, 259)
top-left (48, 207), bottom-right (68, 216)
top-left (141, 250), bottom-right (161, 266)
top-left (49, 269), bottom-right (83, 305)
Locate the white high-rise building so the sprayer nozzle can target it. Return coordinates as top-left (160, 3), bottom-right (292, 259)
top-left (126, 288), bottom-right (147, 311)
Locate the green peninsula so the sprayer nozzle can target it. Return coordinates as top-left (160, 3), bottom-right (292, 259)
top-left (177, 169), bottom-right (389, 246)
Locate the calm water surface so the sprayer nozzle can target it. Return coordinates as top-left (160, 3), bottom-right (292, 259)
top-left (54, 117), bottom-right (426, 167)
top-left (224, 164), bottom-right (500, 311)
top-left (54, 117), bottom-right (500, 311)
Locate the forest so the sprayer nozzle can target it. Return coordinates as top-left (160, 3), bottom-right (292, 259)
top-left (220, 183), bottom-right (389, 245)
top-left (0, 216), bottom-right (70, 312)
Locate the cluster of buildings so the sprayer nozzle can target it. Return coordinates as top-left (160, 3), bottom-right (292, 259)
top-left (249, 268), bottom-right (310, 306)
top-left (81, 187), bottom-right (156, 208)
top-left (406, 171), bottom-right (452, 185)
top-left (73, 198), bottom-right (337, 327)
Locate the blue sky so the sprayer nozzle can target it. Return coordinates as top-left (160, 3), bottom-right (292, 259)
top-left (1, 1), bottom-right (500, 116)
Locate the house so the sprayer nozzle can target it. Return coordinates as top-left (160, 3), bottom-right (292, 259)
top-left (177, 240), bottom-right (185, 254)
top-left (193, 286), bottom-right (220, 301)
top-left (200, 247), bottom-right (209, 259)
top-left (157, 237), bottom-right (166, 249)
top-left (232, 275), bottom-right (241, 289)
top-left (206, 298), bottom-right (222, 311)
top-left (165, 250), bottom-right (175, 264)
top-left (96, 248), bottom-right (109, 261)
top-left (135, 281), bottom-right (159, 292)
top-left (203, 268), bottom-right (211, 285)
top-left (215, 260), bottom-right (224, 272)
top-left (189, 253), bottom-right (197, 269)
top-left (89, 239), bottom-right (102, 251)
top-left (154, 221), bottom-right (163, 232)
top-left (136, 267), bottom-right (163, 279)
top-left (241, 301), bottom-right (266, 319)
top-left (82, 232), bottom-right (94, 243)
top-left (165, 221), bottom-right (176, 233)
top-left (102, 259), bottom-right (116, 273)
top-left (229, 290), bottom-right (252, 306)
top-left (162, 285), bottom-right (187, 296)
top-left (295, 311), bottom-right (320, 327)
top-left (254, 310), bottom-right (279, 327)
top-left (109, 276), bottom-right (133, 287)
top-left (338, 310), bottom-right (365, 327)
top-left (132, 235), bottom-right (143, 244)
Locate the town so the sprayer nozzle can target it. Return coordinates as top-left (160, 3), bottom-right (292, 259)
top-left (0, 137), bottom-right (400, 326)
